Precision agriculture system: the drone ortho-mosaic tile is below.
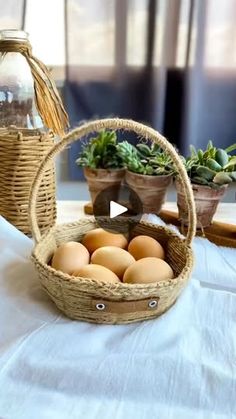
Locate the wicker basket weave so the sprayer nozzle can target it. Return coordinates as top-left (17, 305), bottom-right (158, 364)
top-left (0, 127), bottom-right (56, 235)
top-left (29, 119), bottom-right (196, 324)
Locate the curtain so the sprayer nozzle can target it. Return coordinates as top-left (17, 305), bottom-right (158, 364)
top-left (0, 0), bottom-right (26, 29)
top-left (1, 0), bottom-right (236, 180)
top-left (65, 0), bottom-right (185, 179)
top-left (64, 0), bottom-right (236, 179)
top-left (182, 0), bottom-right (236, 153)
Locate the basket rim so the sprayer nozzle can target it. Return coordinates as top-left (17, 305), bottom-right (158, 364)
top-left (32, 218), bottom-right (194, 292)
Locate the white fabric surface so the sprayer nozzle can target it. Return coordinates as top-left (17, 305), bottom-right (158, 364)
top-left (0, 215), bottom-right (236, 419)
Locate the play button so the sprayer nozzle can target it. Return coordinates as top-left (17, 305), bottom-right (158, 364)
top-left (93, 184), bottom-right (143, 234)
top-left (110, 201), bottom-right (128, 218)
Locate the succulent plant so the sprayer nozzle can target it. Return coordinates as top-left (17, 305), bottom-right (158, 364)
top-left (184, 141), bottom-right (236, 188)
top-left (117, 140), bottom-right (174, 176)
top-left (76, 130), bottom-right (124, 169)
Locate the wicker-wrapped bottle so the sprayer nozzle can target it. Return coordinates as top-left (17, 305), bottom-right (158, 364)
top-left (0, 29), bottom-right (69, 235)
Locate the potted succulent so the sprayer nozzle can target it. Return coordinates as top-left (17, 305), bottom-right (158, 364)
top-left (76, 130), bottom-right (125, 204)
top-left (176, 141), bottom-right (236, 228)
top-left (117, 141), bottom-right (173, 213)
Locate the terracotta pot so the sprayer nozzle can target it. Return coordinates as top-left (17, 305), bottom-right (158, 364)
top-left (125, 171), bottom-right (172, 214)
top-left (84, 167), bottom-right (126, 204)
top-left (175, 179), bottom-right (228, 228)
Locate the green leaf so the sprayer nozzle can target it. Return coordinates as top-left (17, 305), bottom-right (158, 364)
top-left (196, 166), bottom-right (215, 181)
top-left (206, 158), bottom-right (222, 171)
top-left (197, 149), bottom-right (204, 163)
top-left (225, 143), bottom-right (236, 153)
top-left (136, 143), bottom-right (152, 156)
top-left (191, 176), bottom-right (209, 185)
top-left (207, 140), bottom-right (214, 150)
top-left (190, 145), bottom-right (197, 157)
top-left (213, 172), bottom-right (232, 185)
top-left (223, 156), bottom-right (236, 169)
top-left (215, 149), bottom-right (229, 167)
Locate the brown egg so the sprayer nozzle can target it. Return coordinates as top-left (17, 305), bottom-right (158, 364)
top-left (123, 257), bottom-right (174, 284)
top-left (91, 246), bottom-right (135, 279)
top-left (73, 264), bottom-right (120, 284)
top-left (82, 228), bottom-right (128, 254)
top-left (51, 241), bottom-right (90, 275)
top-left (128, 235), bottom-right (165, 260)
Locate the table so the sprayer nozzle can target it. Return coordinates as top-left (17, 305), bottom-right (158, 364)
top-left (1, 202), bottom-right (236, 418)
top-left (57, 200), bottom-right (236, 225)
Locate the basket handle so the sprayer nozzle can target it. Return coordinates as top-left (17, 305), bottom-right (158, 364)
top-left (29, 118), bottom-right (196, 245)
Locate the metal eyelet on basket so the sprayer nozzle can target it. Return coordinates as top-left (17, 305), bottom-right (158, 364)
top-left (148, 300), bottom-right (158, 309)
top-left (96, 303), bottom-right (106, 311)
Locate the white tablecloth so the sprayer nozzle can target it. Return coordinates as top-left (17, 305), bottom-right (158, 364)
top-left (0, 215), bottom-right (236, 419)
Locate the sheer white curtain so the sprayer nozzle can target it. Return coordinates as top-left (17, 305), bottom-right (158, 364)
top-left (1, 0), bottom-right (236, 155)
top-left (182, 0), bottom-right (236, 152)
top-left (0, 1), bottom-right (25, 28)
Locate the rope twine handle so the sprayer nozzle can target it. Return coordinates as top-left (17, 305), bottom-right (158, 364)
top-left (29, 118), bottom-right (197, 246)
top-left (0, 40), bottom-right (69, 136)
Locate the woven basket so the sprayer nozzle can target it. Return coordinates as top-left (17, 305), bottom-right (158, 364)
top-left (0, 127), bottom-right (56, 236)
top-left (29, 119), bottom-right (196, 325)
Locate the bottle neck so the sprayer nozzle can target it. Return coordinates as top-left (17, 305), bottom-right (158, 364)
top-left (0, 29), bottom-right (29, 42)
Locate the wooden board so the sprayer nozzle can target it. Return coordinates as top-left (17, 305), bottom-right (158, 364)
top-left (84, 202), bottom-right (236, 248)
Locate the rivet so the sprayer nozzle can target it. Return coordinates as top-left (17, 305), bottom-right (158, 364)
top-left (148, 300), bottom-right (158, 309)
top-left (96, 303), bottom-right (106, 311)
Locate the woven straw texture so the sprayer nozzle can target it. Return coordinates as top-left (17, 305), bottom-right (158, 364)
top-left (29, 118), bottom-right (196, 324)
top-left (0, 127), bottom-right (56, 236)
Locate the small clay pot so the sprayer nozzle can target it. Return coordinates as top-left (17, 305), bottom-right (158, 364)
top-left (125, 171), bottom-right (172, 214)
top-left (175, 179), bottom-right (228, 228)
top-left (84, 167), bottom-right (126, 204)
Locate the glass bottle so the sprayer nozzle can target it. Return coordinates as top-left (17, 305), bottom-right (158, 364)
top-left (0, 29), bottom-right (57, 235)
top-left (0, 29), bottom-right (44, 129)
